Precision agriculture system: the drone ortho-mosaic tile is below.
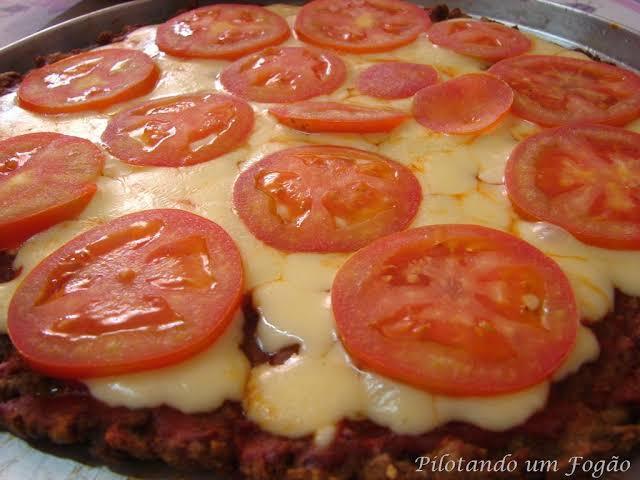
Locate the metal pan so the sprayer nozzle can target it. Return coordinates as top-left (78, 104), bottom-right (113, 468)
top-left (0, 0), bottom-right (639, 74)
top-left (0, 1), bottom-right (639, 479)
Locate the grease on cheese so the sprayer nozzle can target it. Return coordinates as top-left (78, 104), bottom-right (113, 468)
top-left (0, 4), bottom-right (637, 441)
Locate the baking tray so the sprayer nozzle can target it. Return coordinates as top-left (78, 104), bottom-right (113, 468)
top-left (1, 1), bottom-right (639, 479)
top-left (0, 0), bottom-right (639, 73)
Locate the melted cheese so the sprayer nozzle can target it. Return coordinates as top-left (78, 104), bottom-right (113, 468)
top-left (516, 222), bottom-right (640, 322)
top-left (86, 312), bottom-right (249, 413)
top-left (245, 349), bottom-right (364, 437)
top-left (0, 146), bottom-right (286, 332)
top-left (0, 4), bottom-right (637, 441)
top-left (243, 252), bottom-right (599, 438)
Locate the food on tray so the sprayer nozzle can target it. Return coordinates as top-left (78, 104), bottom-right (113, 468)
top-left (268, 101), bottom-right (408, 133)
top-left (332, 224), bottom-right (579, 396)
top-left (233, 145), bottom-right (422, 252)
top-left (426, 19), bottom-right (532, 61)
top-left (220, 46), bottom-right (347, 103)
top-left (0, 132), bottom-right (104, 248)
top-left (294, 0), bottom-right (431, 52)
top-left (1, 1), bottom-right (640, 479)
top-left (8, 209), bottom-right (244, 379)
top-left (18, 49), bottom-right (159, 113)
top-left (156, 4), bottom-right (291, 59)
top-left (489, 55), bottom-right (640, 126)
top-left (412, 72), bottom-right (513, 134)
top-left (505, 124), bottom-right (640, 249)
top-left (356, 61), bottom-right (439, 99)
top-left (102, 92), bottom-right (254, 166)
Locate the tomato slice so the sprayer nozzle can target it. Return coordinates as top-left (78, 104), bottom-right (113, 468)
top-left (156, 4), bottom-right (290, 60)
top-left (269, 102), bottom-right (407, 133)
top-left (220, 46), bottom-right (346, 103)
top-left (233, 145), bottom-right (421, 252)
top-left (8, 209), bottom-right (244, 379)
top-left (18, 49), bottom-right (159, 114)
top-left (506, 124), bottom-right (640, 250)
top-left (357, 62), bottom-right (438, 99)
top-left (294, 0), bottom-right (431, 53)
top-left (102, 92), bottom-right (254, 167)
top-left (489, 55), bottom-right (640, 127)
top-left (413, 73), bottom-right (513, 134)
top-left (0, 133), bottom-right (104, 249)
top-left (332, 224), bottom-right (578, 396)
top-left (427, 19), bottom-right (531, 62)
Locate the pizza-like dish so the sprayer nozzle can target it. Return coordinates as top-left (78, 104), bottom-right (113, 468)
top-left (1, 2), bottom-right (640, 479)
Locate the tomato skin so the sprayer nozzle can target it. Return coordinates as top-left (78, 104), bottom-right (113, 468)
top-left (233, 145), bottom-right (421, 252)
top-left (220, 46), bottom-right (347, 103)
top-left (0, 133), bottom-right (104, 249)
top-left (269, 102), bottom-right (408, 133)
top-left (332, 224), bottom-right (579, 396)
top-left (489, 55), bottom-right (640, 127)
top-left (413, 73), bottom-right (513, 134)
top-left (102, 92), bottom-right (254, 167)
top-left (294, 0), bottom-right (431, 53)
top-left (18, 49), bottom-right (159, 114)
top-left (506, 124), bottom-right (640, 250)
top-left (0, 185), bottom-right (96, 250)
top-left (8, 209), bottom-right (244, 379)
top-left (156, 4), bottom-right (290, 60)
top-left (427, 19), bottom-right (531, 62)
top-left (357, 62), bottom-right (438, 99)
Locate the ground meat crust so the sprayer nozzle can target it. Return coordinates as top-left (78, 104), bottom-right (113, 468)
top-left (1, 292), bottom-right (639, 479)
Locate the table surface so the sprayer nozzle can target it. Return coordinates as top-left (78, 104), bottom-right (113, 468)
top-left (0, 0), bottom-right (639, 479)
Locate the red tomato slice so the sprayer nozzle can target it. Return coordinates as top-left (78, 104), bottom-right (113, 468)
top-left (18, 49), bottom-right (159, 114)
top-left (506, 124), bottom-right (640, 250)
top-left (8, 209), bottom-right (244, 379)
top-left (269, 102), bottom-right (407, 133)
top-left (233, 145), bottom-right (421, 252)
top-left (0, 133), bottom-right (104, 249)
top-left (332, 224), bottom-right (578, 396)
top-left (156, 4), bottom-right (290, 60)
top-left (294, 0), bottom-right (431, 53)
top-left (427, 19), bottom-right (531, 62)
top-left (102, 92), bottom-right (254, 167)
top-left (489, 55), bottom-right (640, 127)
top-left (357, 62), bottom-right (438, 99)
top-left (413, 73), bottom-right (513, 134)
top-left (220, 46), bottom-right (346, 103)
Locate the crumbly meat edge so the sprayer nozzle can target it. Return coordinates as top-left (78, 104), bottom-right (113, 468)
top-left (1, 4), bottom-right (639, 479)
top-left (2, 290), bottom-right (640, 480)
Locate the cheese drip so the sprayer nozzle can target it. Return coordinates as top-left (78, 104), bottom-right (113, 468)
top-left (86, 312), bottom-right (249, 413)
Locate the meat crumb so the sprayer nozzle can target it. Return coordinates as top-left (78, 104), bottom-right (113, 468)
top-left (0, 72), bottom-right (21, 96)
top-left (427, 5), bottom-right (466, 23)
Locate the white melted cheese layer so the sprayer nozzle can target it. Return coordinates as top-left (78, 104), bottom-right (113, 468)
top-left (85, 312), bottom-right (249, 413)
top-left (0, 4), bottom-right (636, 440)
top-left (245, 258), bottom-right (599, 437)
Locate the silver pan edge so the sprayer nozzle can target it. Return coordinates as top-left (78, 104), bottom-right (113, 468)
top-left (0, 0), bottom-right (639, 73)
